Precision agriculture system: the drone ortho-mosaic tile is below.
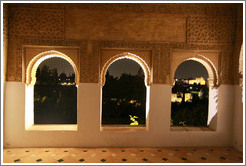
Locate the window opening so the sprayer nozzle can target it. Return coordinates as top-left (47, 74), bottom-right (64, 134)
top-left (171, 60), bottom-right (209, 127)
top-left (34, 57), bottom-right (77, 124)
top-left (102, 59), bottom-right (146, 126)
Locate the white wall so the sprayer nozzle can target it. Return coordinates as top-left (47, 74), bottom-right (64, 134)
top-left (232, 85), bottom-right (243, 152)
top-left (4, 82), bottom-right (237, 147)
top-left (3, 83), bottom-right (7, 147)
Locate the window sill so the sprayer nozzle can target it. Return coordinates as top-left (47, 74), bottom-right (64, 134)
top-left (25, 124), bottom-right (77, 131)
top-left (101, 125), bottom-right (147, 132)
top-left (170, 126), bottom-right (215, 131)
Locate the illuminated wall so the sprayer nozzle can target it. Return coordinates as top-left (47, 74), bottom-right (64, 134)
top-left (3, 3), bottom-right (243, 152)
top-left (188, 77), bottom-right (206, 85)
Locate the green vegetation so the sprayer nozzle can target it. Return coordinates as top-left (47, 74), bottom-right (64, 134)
top-left (129, 115), bottom-right (139, 125)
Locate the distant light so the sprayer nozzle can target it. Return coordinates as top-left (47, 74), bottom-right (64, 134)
top-left (129, 100), bottom-right (136, 104)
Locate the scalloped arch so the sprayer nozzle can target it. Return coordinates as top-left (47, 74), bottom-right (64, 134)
top-left (26, 50), bottom-right (79, 86)
top-left (100, 52), bottom-right (152, 86)
top-left (172, 54), bottom-right (219, 87)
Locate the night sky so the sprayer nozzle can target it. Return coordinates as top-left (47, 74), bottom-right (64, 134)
top-left (38, 58), bottom-right (74, 76)
top-left (107, 59), bottom-right (141, 78)
top-left (38, 58), bottom-right (208, 80)
top-left (174, 60), bottom-right (208, 80)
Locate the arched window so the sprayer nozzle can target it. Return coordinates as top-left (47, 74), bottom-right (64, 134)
top-left (25, 51), bottom-right (79, 129)
top-left (101, 55), bottom-right (150, 127)
top-left (171, 60), bottom-right (209, 127)
top-left (34, 58), bottom-right (77, 124)
top-left (100, 52), bottom-right (154, 127)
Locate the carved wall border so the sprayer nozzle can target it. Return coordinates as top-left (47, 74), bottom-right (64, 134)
top-left (233, 4), bottom-right (243, 85)
top-left (7, 37), bottom-right (84, 82)
top-left (171, 50), bottom-right (220, 87)
top-left (26, 50), bottom-right (80, 86)
top-left (8, 3), bottom-right (237, 16)
top-left (3, 4), bottom-right (9, 82)
top-left (7, 37), bottom-right (234, 85)
top-left (3, 4), bottom-right (8, 39)
top-left (8, 7), bottom-right (65, 39)
top-left (100, 52), bottom-right (152, 86)
top-left (99, 41), bottom-right (233, 85)
top-left (187, 16), bottom-right (236, 44)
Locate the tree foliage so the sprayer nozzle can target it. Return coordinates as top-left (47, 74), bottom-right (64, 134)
top-left (102, 68), bottom-right (146, 125)
top-left (34, 65), bottom-right (77, 124)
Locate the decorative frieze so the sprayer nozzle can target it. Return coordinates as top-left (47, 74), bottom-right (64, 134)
top-left (233, 4), bottom-right (243, 85)
top-left (72, 3), bottom-right (206, 15)
top-left (79, 41), bottom-right (99, 83)
top-left (9, 7), bottom-right (64, 39)
top-left (6, 4), bottom-right (238, 84)
top-left (7, 37), bottom-right (21, 81)
top-left (152, 43), bottom-right (162, 84)
top-left (187, 16), bottom-right (235, 44)
top-left (220, 46), bottom-right (234, 85)
top-left (7, 37), bottom-right (235, 85)
top-left (3, 4), bottom-right (8, 38)
top-left (9, 3), bottom-right (236, 16)
top-left (205, 6), bottom-right (235, 16)
top-left (152, 43), bottom-right (172, 84)
top-left (6, 3), bottom-right (237, 85)
top-left (101, 41), bottom-right (152, 50)
top-left (3, 4), bottom-right (9, 82)
top-left (7, 37), bottom-right (82, 82)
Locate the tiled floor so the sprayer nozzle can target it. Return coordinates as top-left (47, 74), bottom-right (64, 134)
top-left (3, 147), bottom-right (243, 163)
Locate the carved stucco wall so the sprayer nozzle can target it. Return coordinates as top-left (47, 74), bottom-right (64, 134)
top-left (233, 4), bottom-right (243, 85)
top-left (6, 3), bottom-right (240, 85)
top-left (8, 7), bottom-right (64, 39)
top-left (187, 16), bottom-right (235, 44)
top-left (3, 4), bottom-right (8, 82)
top-left (23, 47), bottom-right (80, 85)
top-left (171, 50), bottom-right (220, 87)
top-left (7, 6), bottom-right (66, 82)
top-left (65, 8), bottom-right (186, 42)
top-left (99, 49), bottom-right (152, 86)
top-left (8, 3), bottom-right (237, 15)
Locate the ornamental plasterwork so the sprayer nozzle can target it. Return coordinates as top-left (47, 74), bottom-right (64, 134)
top-left (7, 38), bottom-right (82, 82)
top-left (8, 3), bottom-right (237, 16)
top-left (187, 16), bottom-right (235, 44)
top-left (100, 52), bottom-right (152, 86)
top-left (7, 37), bottom-right (235, 85)
top-left (26, 50), bottom-right (80, 86)
top-left (3, 4), bottom-right (8, 39)
top-left (80, 41), bottom-right (98, 83)
top-left (171, 50), bottom-right (220, 88)
top-left (5, 4), bottom-right (237, 85)
top-left (99, 41), bottom-right (169, 84)
top-left (9, 7), bottom-right (64, 39)
top-left (219, 46), bottom-right (234, 85)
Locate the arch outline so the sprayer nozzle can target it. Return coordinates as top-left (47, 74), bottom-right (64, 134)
top-left (26, 50), bottom-right (79, 86)
top-left (172, 53), bottom-right (220, 88)
top-left (100, 52), bottom-right (152, 86)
